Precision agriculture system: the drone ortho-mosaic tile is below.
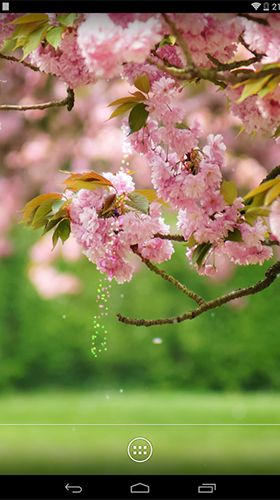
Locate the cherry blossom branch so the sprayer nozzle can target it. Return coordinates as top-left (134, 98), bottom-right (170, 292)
top-left (161, 13), bottom-right (194, 67)
top-left (0, 51), bottom-right (41, 72)
top-left (238, 33), bottom-right (264, 58)
top-left (130, 244), bottom-right (206, 306)
top-left (147, 51), bottom-right (280, 87)
top-left (146, 56), bottom-right (227, 88)
top-left (0, 87), bottom-right (75, 112)
top-left (206, 51), bottom-right (263, 71)
top-left (146, 16), bottom-right (272, 89)
top-left (116, 259), bottom-right (280, 327)
top-left (238, 13), bottom-right (269, 26)
top-left (153, 233), bottom-right (186, 242)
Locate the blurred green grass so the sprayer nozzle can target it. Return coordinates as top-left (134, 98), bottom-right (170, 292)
top-left (0, 390), bottom-right (280, 475)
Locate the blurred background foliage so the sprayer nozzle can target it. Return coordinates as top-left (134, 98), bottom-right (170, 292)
top-left (1, 51), bottom-right (280, 395)
top-left (1, 222), bottom-right (280, 393)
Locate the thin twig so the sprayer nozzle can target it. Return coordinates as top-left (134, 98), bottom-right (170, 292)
top-left (153, 233), bottom-right (186, 242)
top-left (161, 13), bottom-right (194, 67)
top-left (130, 244), bottom-right (206, 306)
top-left (238, 33), bottom-right (265, 58)
top-left (116, 260), bottom-right (280, 326)
top-left (0, 52), bottom-right (41, 72)
top-left (0, 87), bottom-right (75, 112)
top-left (238, 13), bottom-right (269, 26)
top-left (206, 52), bottom-right (263, 72)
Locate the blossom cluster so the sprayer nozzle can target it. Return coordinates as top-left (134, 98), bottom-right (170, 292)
top-left (69, 171), bottom-right (174, 283)
top-left (2, 12), bottom-right (280, 140)
top-left (1, 12), bottom-right (280, 285)
top-left (144, 127), bottom-right (272, 276)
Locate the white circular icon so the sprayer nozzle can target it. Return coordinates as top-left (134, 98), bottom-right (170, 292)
top-left (127, 437), bottom-right (153, 463)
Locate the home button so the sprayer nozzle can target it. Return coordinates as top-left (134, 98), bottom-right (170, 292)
top-left (130, 482), bottom-right (150, 493)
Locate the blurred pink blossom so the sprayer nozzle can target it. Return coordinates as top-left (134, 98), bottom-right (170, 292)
top-left (28, 265), bottom-right (83, 299)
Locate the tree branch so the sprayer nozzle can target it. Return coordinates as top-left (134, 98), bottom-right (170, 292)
top-left (116, 260), bottom-right (280, 326)
top-left (238, 33), bottom-right (265, 58)
top-left (130, 244), bottom-right (206, 306)
top-left (153, 233), bottom-right (186, 242)
top-left (0, 87), bottom-right (75, 112)
top-left (0, 51), bottom-right (41, 72)
top-left (206, 51), bottom-right (263, 72)
top-left (117, 158), bottom-right (280, 327)
top-left (238, 13), bottom-right (269, 26)
top-left (146, 16), bottom-right (271, 89)
top-left (161, 13), bottom-right (194, 67)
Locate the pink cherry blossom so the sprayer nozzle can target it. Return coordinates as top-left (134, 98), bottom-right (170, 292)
top-left (29, 16), bottom-right (97, 88)
top-left (69, 173), bottom-right (173, 283)
top-left (0, 13), bottom-right (23, 49)
top-left (240, 217), bottom-right (267, 247)
top-left (28, 265), bottom-right (83, 299)
top-left (269, 197), bottom-right (280, 243)
top-left (77, 14), bottom-right (163, 80)
top-left (224, 241), bottom-right (272, 266)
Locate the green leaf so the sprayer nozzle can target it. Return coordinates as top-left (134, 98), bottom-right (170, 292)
top-left (134, 189), bottom-right (170, 208)
top-left (236, 75), bottom-right (272, 104)
top-left (244, 207), bottom-right (270, 226)
top-left (0, 37), bottom-right (17, 54)
top-left (31, 215), bottom-right (50, 231)
top-left (232, 78), bottom-right (251, 90)
top-left (243, 191), bottom-right (267, 209)
top-left (174, 122), bottom-right (190, 130)
top-left (103, 193), bottom-right (117, 213)
top-left (42, 217), bottom-right (63, 236)
top-left (106, 101), bottom-right (138, 121)
top-left (220, 179), bottom-right (238, 205)
top-left (225, 227), bottom-right (243, 242)
top-left (52, 226), bottom-right (59, 249)
top-left (261, 62), bottom-right (280, 71)
top-left (158, 34), bottom-right (176, 48)
top-left (185, 233), bottom-right (197, 248)
top-left (128, 103), bottom-right (149, 134)
top-left (46, 26), bottom-right (64, 50)
top-left (22, 25), bottom-right (49, 59)
top-left (192, 243), bottom-right (212, 269)
top-left (264, 181), bottom-right (280, 206)
top-left (51, 199), bottom-right (66, 213)
top-left (272, 124), bottom-right (280, 139)
top-left (128, 91), bottom-right (146, 101)
top-left (235, 124), bottom-right (245, 139)
top-left (251, 130), bottom-right (257, 140)
top-left (47, 208), bottom-right (69, 221)
top-left (8, 21), bottom-right (48, 51)
top-left (52, 218), bottom-right (70, 249)
top-left (32, 197), bottom-right (59, 224)
top-left (8, 13), bottom-right (49, 24)
top-left (25, 207), bottom-right (38, 228)
top-left (226, 96), bottom-right (231, 111)
top-left (134, 74), bottom-right (150, 94)
top-left (19, 193), bottom-right (62, 223)
top-left (126, 192), bottom-right (150, 214)
top-left (243, 178), bottom-right (280, 201)
top-left (107, 96), bottom-right (142, 107)
top-left (258, 76), bottom-right (280, 98)
top-left (57, 13), bottom-right (77, 27)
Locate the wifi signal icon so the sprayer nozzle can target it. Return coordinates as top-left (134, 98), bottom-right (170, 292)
top-left (251, 2), bottom-right (261, 9)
